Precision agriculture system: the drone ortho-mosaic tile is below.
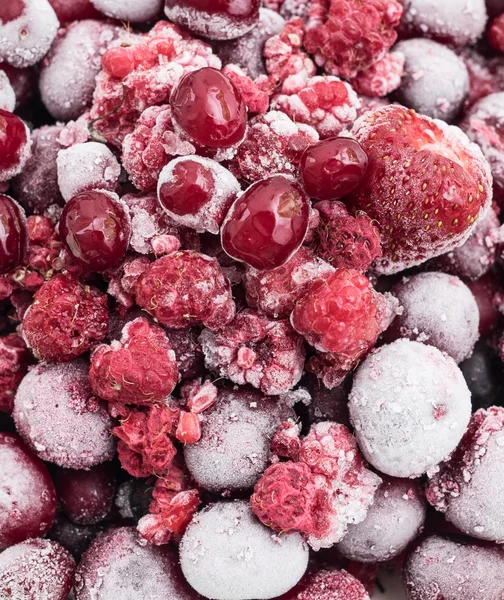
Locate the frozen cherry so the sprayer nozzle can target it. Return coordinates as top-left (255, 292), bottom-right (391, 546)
top-left (0, 194), bottom-right (27, 274)
top-left (59, 190), bottom-right (131, 272)
top-left (171, 67), bottom-right (247, 149)
top-left (0, 109), bottom-right (31, 181)
top-left (299, 137), bottom-right (368, 201)
top-left (221, 175), bottom-right (310, 270)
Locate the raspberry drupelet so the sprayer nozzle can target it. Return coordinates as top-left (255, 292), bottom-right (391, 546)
top-left (0, 334), bottom-right (29, 414)
top-left (90, 317), bottom-right (178, 405)
top-left (279, 569), bottom-right (371, 600)
top-left (0, 194), bottom-right (27, 275)
top-left (22, 273), bottom-right (109, 361)
top-left (0, 110), bottom-right (31, 182)
top-left (135, 251), bottom-right (235, 331)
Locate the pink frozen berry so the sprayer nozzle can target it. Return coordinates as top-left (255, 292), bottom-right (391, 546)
top-left (280, 569), bottom-right (371, 600)
top-left (351, 51), bottom-right (405, 98)
top-left (91, 0), bottom-right (162, 22)
top-left (221, 63), bottom-right (272, 114)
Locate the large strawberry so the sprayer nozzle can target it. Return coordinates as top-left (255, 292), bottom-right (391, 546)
top-left (345, 105), bottom-right (492, 274)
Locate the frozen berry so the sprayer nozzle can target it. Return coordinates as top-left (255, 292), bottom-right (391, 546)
top-left (336, 476), bottom-right (426, 563)
top-left (13, 360), bottom-right (115, 469)
top-left (221, 63), bottom-right (272, 114)
top-left (0, 538), bottom-right (74, 600)
top-left (164, 0), bottom-right (260, 40)
top-left (90, 317), bottom-right (178, 405)
top-left (221, 175), bottom-right (310, 270)
top-left (22, 273), bottom-right (109, 361)
top-left (47, 0), bottom-right (100, 22)
top-left (59, 191), bottom-right (131, 272)
top-left (426, 406), bottom-right (504, 542)
top-left (0, 0), bottom-right (59, 69)
top-left (171, 67), bottom-right (247, 149)
top-left (91, 0), bottom-right (162, 22)
top-left (0, 333), bottom-right (29, 414)
top-left (349, 339), bottom-right (472, 478)
top-left (47, 515), bottom-right (98, 560)
top-left (279, 569), bottom-right (370, 600)
top-left (300, 138), bottom-right (368, 201)
top-left (0, 69), bottom-right (15, 111)
top-left (0, 432), bottom-right (56, 549)
top-left (489, 13), bottom-right (504, 51)
top-left (468, 271), bottom-right (503, 336)
top-left (386, 272), bottom-right (480, 364)
top-left (346, 105), bottom-right (492, 274)
top-left (199, 310), bottom-right (305, 395)
top-left (135, 251), bottom-right (235, 330)
top-left (75, 526), bottom-right (197, 600)
top-left (394, 39), bottom-right (469, 122)
top-left (404, 536), bottom-right (504, 600)
top-left (158, 156), bottom-right (240, 234)
top-left (53, 462), bottom-right (116, 525)
top-left (460, 341), bottom-right (504, 410)
top-left (0, 109), bottom-right (31, 182)
top-left (184, 388), bottom-right (293, 492)
top-left (180, 501), bottom-right (308, 600)
top-left (351, 51), bottom-right (405, 98)
top-left (0, 194), bottom-right (27, 275)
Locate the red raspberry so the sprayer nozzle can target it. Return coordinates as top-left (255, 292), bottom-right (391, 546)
top-left (106, 256), bottom-right (150, 314)
top-left (221, 64), bottom-right (271, 114)
top-left (135, 251), bottom-right (235, 331)
top-left (245, 246), bottom-right (334, 319)
top-left (0, 334), bottom-right (29, 414)
top-left (350, 51), bottom-right (405, 98)
top-left (199, 310), bottom-right (305, 396)
top-left (230, 110), bottom-right (318, 182)
top-left (313, 201), bottom-right (382, 271)
top-left (122, 104), bottom-right (194, 192)
top-left (271, 420), bottom-right (302, 460)
top-left (271, 76), bottom-right (359, 138)
top-left (282, 569), bottom-right (370, 600)
top-left (304, 0), bottom-right (403, 79)
top-left (347, 105), bottom-right (493, 274)
top-left (89, 317), bottom-right (178, 406)
top-left (22, 273), bottom-right (109, 362)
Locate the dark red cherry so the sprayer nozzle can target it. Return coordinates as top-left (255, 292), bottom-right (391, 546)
top-left (59, 190), bottom-right (131, 272)
top-left (159, 158), bottom-right (214, 217)
top-left (0, 0), bottom-right (25, 23)
top-left (171, 67), bottom-right (247, 149)
top-left (299, 137), bottom-right (368, 201)
top-left (0, 109), bottom-right (29, 180)
top-left (221, 175), bottom-right (310, 270)
top-left (0, 194), bottom-right (27, 274)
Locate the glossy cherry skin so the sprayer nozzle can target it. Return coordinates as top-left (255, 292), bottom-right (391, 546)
top-left (221, 175), bottom-right (310, 270)
top-left (59, 190), bottom-right (131, 272)
top-left (171, 67), bottom-right (247, 149)
top-left (299, 137), bottom-right (368, 201)
top-left (159, 158), bottom-right (214, 216)
top-left (0, 109), bottom-right (29, 179)
top-left (0, 194), bottom-right (27, 274)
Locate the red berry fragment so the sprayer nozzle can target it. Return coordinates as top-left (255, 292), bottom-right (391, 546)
top-left (0, 432), bottom-right (57, 549)
top-left (22, 273), bottom-right (109, 361)
top-left (175, 410), bottom-right (201, 444)
top-left (222, 175), bottom-right (310, 270)
top-left (135, 251), bottom-right (235, 330)
top-left (59, 190), bottom-right (131, 273)
top-left (171, 67), bottom-right (247, 150)
top-left (90, 317), bottom-right (178, 405)
top-left (0, 109), bottom-right (31, 181)
top-left (0, 194), bottom-right (27, 274)
top-left (0, 333), bottom-right (28, 414)
top-left (279, 569), bottom-right (370, 600)
top-left (221, 63), bottom-right (272, 115)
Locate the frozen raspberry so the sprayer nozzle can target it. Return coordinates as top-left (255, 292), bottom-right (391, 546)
top-left (13, 360), bottom-right (115, 469)
top-left (272, 76), bottom-right (359, 139)
top-left (426, 407), bottom-right (504, 542)
top-left (180, 501), bottom-right (308, 600)
top-left (0, 110), bottom-right (31, 182)
top-left (48, 0), bottom-right (100, 22)
top-left (394, 39), bottom-right (469, 122)
top-left (106, 256), bottom-right (150, 313)
top-left (221, 63), bottom-right (271, 114)
top-left (347, 105), bottom-right (493, 274)
top-left (75, 527), bottom-right (198, 600)
top-left (40, 20), bottom-right (119, 121)
top-left (400, 0), bottom-right (487, 46)
top-left (0, 539), bottom-right (74, 600)
top-left (245, 246), bottom-right (334, 319)
top-left (0, 0), bottom-right (59, 69)
top-left (90, 317), bottom-right (178, 405)
top-left (0, 194), bottom-right (27, 275)
top-left (56, 142), bottom-right (120, 202)
top-left (53, 462), bottom-right (116, 525)
top-left (349, 339), bottom-right (472, 478)
top-left (158, 156), bottom-right (240, 234)
top-left (200, 310), bottom-right (305, 396)
top-left (135, 251), bottom-right (235, 331)
top-left (218, 8), bottom-right (285, 79)
top-left (0, 432), bottom-right (56, 549)
top-left (90, 22), bottom-right (220, 148)
top-left (164, 0), bottom-right (260, 40)
top-left (351, 51), bottom-right (404, 98)
top-left (91, 0), bottom-right (162, 22)
top-left (404, 535), bottom-right (504, 600)
top-left (22, 273), bottom-right (109, 361)
top-left (0, 69), bottom-right (15, 111)
top-left (231, 111), bottom-right (319, 183)
top-left (356, 94), bottom-right (388, 117)
top-left (280, 569), bottom-right (370, 600)
top-left (304, 0), bottom-right (402, 79)
top-left (0, 334), bottom-right (29, 414)
top-left (184, 388), bottom-right (293, 492)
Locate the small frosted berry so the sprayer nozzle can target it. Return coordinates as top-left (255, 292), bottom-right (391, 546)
top-left (0, 194), bottom-right (27, 274)
top-left (0, 334), bottom-right (29, 414)
top-left (0, 110), bottom-right (31, 181)
top-left (351, 51), bottom-right (405, 98)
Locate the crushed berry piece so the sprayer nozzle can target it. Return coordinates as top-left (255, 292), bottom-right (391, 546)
top-left (270, 420), bottom-right (301, 460)
top-left (351, 51), bottom-right (405, 98)
top-left (90, 317), bottom-right (178, 405)
top-left (175, 411), bottom-right (201, 444)
top-left (184, 379), bottom-right (218, 413)
top-left (106, 255), bottom-right (150, 314)
top-left (200, 310), bottom-right (305, 395)
top-left (135, 251), bottom-right (235, 330)
top-left (0, 334), bottom-right (29, 414)
top-left (0, 110), bottom-right (31, 182)
top-left (222, 63), bottom-right (271, 114)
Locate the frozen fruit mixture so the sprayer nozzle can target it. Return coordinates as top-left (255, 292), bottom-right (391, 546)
top-left (3, 1), bottom-right (504, 599)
